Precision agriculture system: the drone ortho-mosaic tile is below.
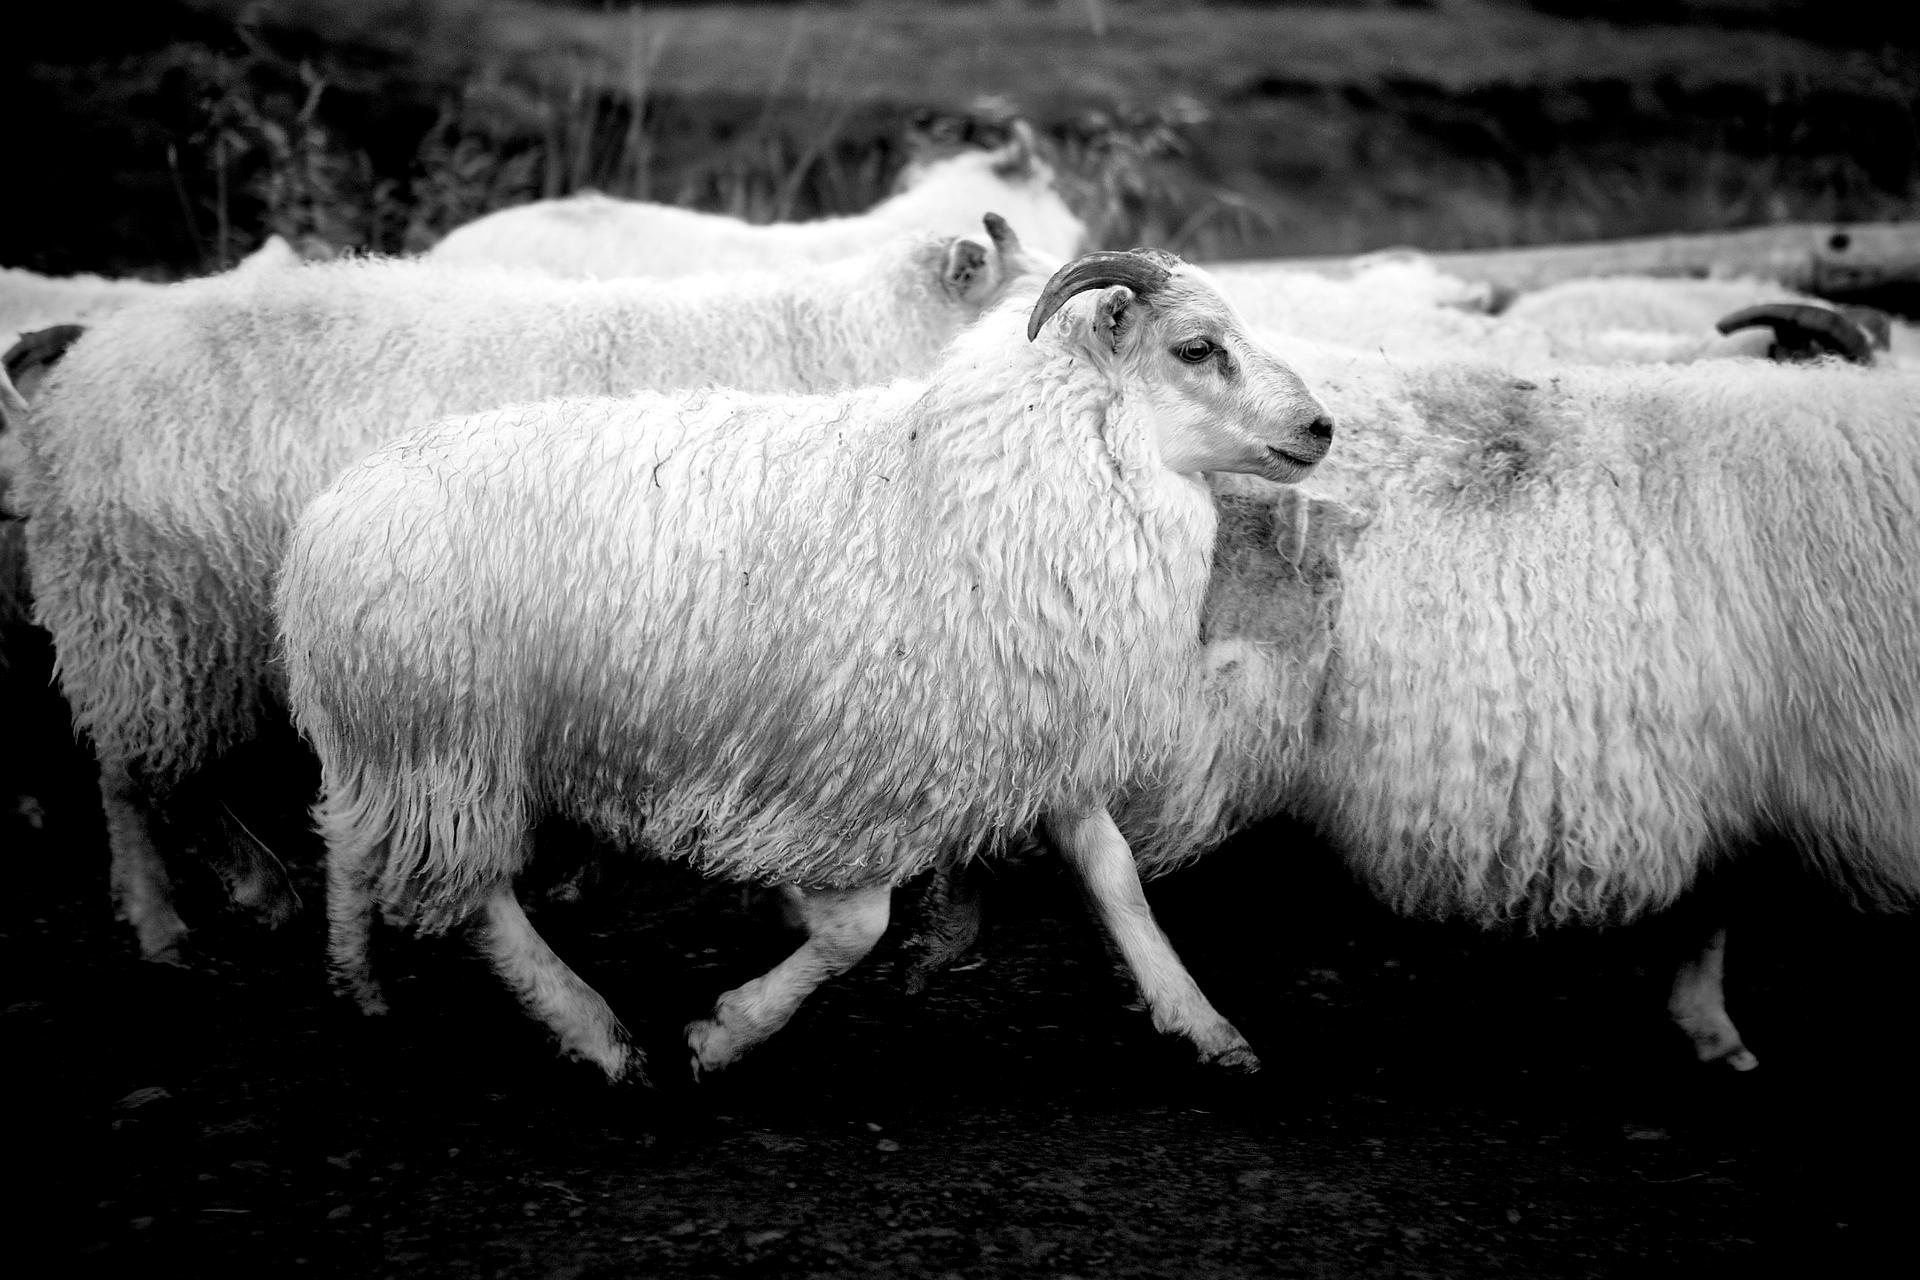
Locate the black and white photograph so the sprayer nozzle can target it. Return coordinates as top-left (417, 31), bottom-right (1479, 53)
top-left (5, 2), bottom-right (1917, 1275)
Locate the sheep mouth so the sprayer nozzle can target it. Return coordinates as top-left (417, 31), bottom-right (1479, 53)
top-left (1261, 445), bottom-right (1322, 478)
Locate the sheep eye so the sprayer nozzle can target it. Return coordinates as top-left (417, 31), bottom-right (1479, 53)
top-left (1175, 339), bottom-right (1215, 364)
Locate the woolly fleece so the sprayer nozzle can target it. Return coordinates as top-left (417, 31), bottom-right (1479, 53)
top-left (18, 231), bottom-right (1030, 796)
top-left (279, 290), bottom-right (1219, 929)
top-left (1121, 344), bottom-right (1920, 924)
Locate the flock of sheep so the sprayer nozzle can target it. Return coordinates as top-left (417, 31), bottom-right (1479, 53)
top-left (3, 118), bottom-right (1915, 1089)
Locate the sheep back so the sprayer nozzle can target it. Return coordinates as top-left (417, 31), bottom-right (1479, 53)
top-left (18, 241), bottom-right (1007, 793)
top-left (428, 150), bottom-right (1084, 278)
top-left (1300, 358), bottom-right (1920, 923)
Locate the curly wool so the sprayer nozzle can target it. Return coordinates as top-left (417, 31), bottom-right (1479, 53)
top-left (427, 148), bottom-right (1086, 278)
top-left (17, 232), bottom-right (1026, 797)
top-left (279, 293), bottom-right (1216, 931)
top-left (1119, 345), bottom-right (1920, 924)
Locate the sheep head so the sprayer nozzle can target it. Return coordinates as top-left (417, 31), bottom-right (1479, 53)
top-left (1027, 250), bottom-right (1336, 484)
top-left (936, 214), bottom-right (1052, 309)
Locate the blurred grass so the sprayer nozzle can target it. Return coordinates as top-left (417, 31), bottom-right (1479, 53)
top-left (2, 0), bottom-right (1914, 276)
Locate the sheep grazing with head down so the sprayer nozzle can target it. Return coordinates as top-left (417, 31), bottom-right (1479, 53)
top-left (1205, 252), bottom-right (1898, 373)
top-left (1494, 273), bottom-right (1911, 367)
top-left (275, 249), bottom-right (1336, 1085)
top-left (16, 216), bottom-right (1041, 964)
top-left (1091, 340), bottom-right (1920, 1072)
top-left (0, 236), bottom-right (299, 347)
top-left (427, 122), bottom-right (1087, 277)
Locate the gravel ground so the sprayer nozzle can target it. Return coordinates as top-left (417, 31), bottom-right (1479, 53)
top-left (7, 694), bottom-right (1916, 1280)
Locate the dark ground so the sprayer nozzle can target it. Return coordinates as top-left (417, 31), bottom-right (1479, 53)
top-left (5, 639), bottom-right (1918, 1278)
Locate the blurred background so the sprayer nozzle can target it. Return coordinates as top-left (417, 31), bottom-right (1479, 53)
top-left (4, 1), bottom-right (1916, 279)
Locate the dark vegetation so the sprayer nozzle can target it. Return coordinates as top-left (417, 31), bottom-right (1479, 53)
top-left (3, 1), bottom-right (1914, 278)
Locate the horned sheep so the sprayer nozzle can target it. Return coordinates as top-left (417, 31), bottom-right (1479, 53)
top-left (1096, 339), bottom-right (1920, 1073)
top-left (1495, 273), bottom-right (1914, 367)
top-left (274, 250), bottom-right (1337, 1084)
top-left (16, 217), bottom-right (1040, 964)
top-left (1205, 253), bottom-right (1895, 370)
top-left (427, 123), bottom-right (1087, 278)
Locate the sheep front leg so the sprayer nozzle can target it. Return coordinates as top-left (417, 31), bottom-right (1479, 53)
top-left (1045, 807), bottom-right (1260, 1072)
top-left (322, 826), bottom-right (390, 1016)
top-left (479, 887), bottom-right (642, 1085)
top-left (99, 761), bottom-right (190, 964)
top-left (1668, 925), bottom-right (1759, 1071)
top-left (686, 883), bottom-right (892, 1077)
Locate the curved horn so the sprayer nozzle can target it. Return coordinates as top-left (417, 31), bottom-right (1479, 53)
top-left (1026, 251), bottom-right (1175, 342)
top-left (1716, 303), bottom-right (1875, 366)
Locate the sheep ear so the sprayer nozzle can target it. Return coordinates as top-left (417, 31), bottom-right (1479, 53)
top-left (940, 237), bottom-right (993, 302)
top-left (3, 323), bottom-right (85, 407)
top-left (1089, 285), bottom-right (1138, 354)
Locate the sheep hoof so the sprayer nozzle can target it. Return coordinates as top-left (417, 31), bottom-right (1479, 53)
top-left (133, 915), bottom-right (192, 966)
top-left (1699, 1040), bottom-right (1759, 1073)
top-left (602, 1045), bottom-right (650, 1090)
top-left (1674, 1013), bottom-right (1758, 1072)
top-left (1207, 1045), bottom-right (1263, 1074)
top-left (144, 942), bottom-right (191, 969)
top-left (684, 1017), bottom-right (738, 1078)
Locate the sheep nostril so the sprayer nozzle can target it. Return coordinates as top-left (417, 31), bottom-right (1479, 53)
top-left (1306, 415), bottom-right (1335, 442)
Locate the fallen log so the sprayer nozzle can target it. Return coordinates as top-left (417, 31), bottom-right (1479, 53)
top-left (1233, 221), bottom-right (1920, 301)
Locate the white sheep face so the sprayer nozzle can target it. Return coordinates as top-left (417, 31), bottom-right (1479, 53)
top-left (1051, 267), bottom-right (1335, 484)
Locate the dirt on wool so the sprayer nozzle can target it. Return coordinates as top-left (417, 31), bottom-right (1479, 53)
top-left (5, 669), bottom-right (1917, 1278)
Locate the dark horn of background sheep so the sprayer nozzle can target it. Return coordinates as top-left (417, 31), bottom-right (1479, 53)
top-left (1715, 301), bottom-right (1879, 364)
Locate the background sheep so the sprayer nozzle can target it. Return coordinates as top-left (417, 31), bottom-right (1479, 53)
top-left (1202, 252), bottom-right (1538, 366)
top-left (1495, 274), bottom-right (1915, 366)
top-left (17, 217), bottom-right (1040, 964)
top-left (1102, 344), bottom-right (1920, 1073)
top-left (427, 123), bottom-right (1087, 278)
top-left (277, 250), bottom-right (1335, 1085)
top-left (0, 236), bottom-right (298, 347)
top-left (1207, 252), bottom-right (1897, 371)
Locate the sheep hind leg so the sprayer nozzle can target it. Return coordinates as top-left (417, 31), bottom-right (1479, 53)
top-left (901, 860), bottom-right (986, 995)
top-left (1045, 806), bottom-right (1260, 1073)
top-left (478, 887), bottom-right (643, 1085)
top-left (686, 882), bottom-right (892, 1077)
top-left (323, 826), bottom-right (390, 1017)
top-left (1668, 925), bottom-right (1758, 1072)
top-left (99, 761), bottom-right (190, 964)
